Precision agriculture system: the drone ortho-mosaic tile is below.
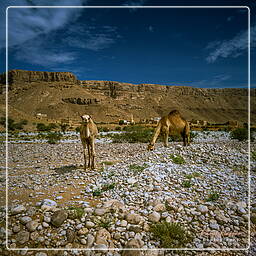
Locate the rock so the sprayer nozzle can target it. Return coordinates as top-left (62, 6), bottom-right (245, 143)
top-left (126, 213), bottom-right (143, 224)
top-left (94, 208), bottom-right (107, 216)
top-left (67, 229), bottom-right (76, 243)
top-left (94, 244), bottom-right (108, 251)
top-left (103, 199), bottom-right (125, 211)
top-left (95, 228), bottom-right (113, 247)
top-left (148, 211), bottom-right (161, 222)
top-left (237, 207), bottom-right (246, 215)
top-left (41, 199), bottom-right (57, 207)
top-left (26, 221), bottom-right (39, 232)
top-left (51, 210), bottom-right (68, 227)
top-left (209, 223), bottom-right (220, 230)
top-left (127, 178), bottom-right (137, 184)
top-left (11, 205), bottom-right (26, 215)
top-left (20, 216), bottom-right (32, 224)
top-left (122, 239), bottom-right (143, 256)
top-left (30, 231), bottom-right (39, 241)
top-left (85, 221), bottom-right (95, 228)
top-left (35, 253), bottom-right (48, 256)
top-left (153, 203), bottom-right (166, 212)
top-left (197, 205), bottom-right (208, 214)
top-left (86, 233), bottom-right (95, 248)
top-left (16, 231), bottom-right (30, 244)
top-left (12, 225), bottom-right (21, 233)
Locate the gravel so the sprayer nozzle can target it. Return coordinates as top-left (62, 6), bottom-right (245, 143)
top-left (0, 130), bottom-right (255, 256)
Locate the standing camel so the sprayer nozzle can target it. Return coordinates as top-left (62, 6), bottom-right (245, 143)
top-left (147, 110), bottom-right (190, 151)
top-left (80, 114), bottom-right (98, 170)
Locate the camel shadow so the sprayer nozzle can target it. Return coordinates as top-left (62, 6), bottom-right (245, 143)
top-left (54, 164), bottom-right (80, 175)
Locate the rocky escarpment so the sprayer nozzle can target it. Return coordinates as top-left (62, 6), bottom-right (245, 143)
top-left (62, 97), bottom-right (100, 105)
top-left (0, 69), bottom-right (78, 85)
top-left (0, 69), bottom-right (255, 124)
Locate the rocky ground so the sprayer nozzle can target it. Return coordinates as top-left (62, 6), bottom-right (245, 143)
top-left (0, 131), bottom-right (255, 256)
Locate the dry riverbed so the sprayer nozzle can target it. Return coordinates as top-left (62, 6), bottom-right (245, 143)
top-left (0, 131), bottom-right (255, 256)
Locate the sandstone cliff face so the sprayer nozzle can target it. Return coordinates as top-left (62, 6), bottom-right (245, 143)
top-left (0, 70), bottom-right (254, 124)
top-left (0, 69), bottom-right (78, 85)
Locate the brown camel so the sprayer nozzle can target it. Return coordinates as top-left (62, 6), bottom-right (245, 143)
top-left (80, 114), bottom-right (98, 170)
top-left (147, 110), bottom-right (190, 151)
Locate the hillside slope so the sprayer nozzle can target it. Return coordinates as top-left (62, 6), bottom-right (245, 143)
top-left (0, 70), bottom-right (254, 124)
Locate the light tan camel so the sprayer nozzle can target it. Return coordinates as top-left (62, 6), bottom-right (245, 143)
top-left (147, 110), bottom-right (190, 151)
top-left (80, 114), bottom-right (98, 170)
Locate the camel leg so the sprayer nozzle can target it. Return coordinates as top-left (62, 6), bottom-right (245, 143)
top-left (83, 146), bottom-right (87, 170)
top-left (183, 134), bottom-right (187, 146)
top-left (91, 139), bottom-right (96, 169)
top-left (87, 143), bottom-right (91, 169)
top-left (163, 131), bottom-right (169, 147)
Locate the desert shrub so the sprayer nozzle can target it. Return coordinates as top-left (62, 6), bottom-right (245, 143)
top-left (182, 180), bottom-right (192, 188)
top-left (252, 151), bottom-right (256, 161)
top-left (36, 123), bottom-right (49, 132)
top-left (206, 192), bottom-right (219, 202)
top-left (60, 123), bottom-right (69, 133)
top-left (119, 120), bottom-right (125, 125)
top-left (129, 163), bottom-right (148, 174)
top-left (169, 154), bottom-right (185, 164)
top-left (150, 221), bottom-right (192, 248)
top-left (92, 183), bottom-right (116, 196)
top-left (0, 117), bottom-right (5, 126)
top-left (1, 118), bottom-right (28, 131)
top-left (111, 126), bottom-right (153, 143)
top-left (115, 126), bottom-right (122, 131)
top-left (75, 126), bottom-right (80, 133)
top-left (67, 207), bottom-right (84, 219)
top-left (98, 127), bottom-right (110, 132)
top-left (230, 128), bottom-right (248, 141)
top-left (36, 123), bottom-right (58, 132)
top-left (45, 132), bottom-right (63, 144)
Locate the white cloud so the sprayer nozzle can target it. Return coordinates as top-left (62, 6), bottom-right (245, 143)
top-left (64, 25), bottom-right (119, 51)
top-left (206, 24), bottom-right (256, 63)
top-left (1, 0), bottom-right (87, 49)
top-left (148, 25), bottom-right (154, 32)
top-left (190, 74), bottom-right (232, 87)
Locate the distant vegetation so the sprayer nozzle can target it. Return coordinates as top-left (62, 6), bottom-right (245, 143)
top-left (230, 127), bottom-right (255, 142)
top-left (109, 125), bottom-right (154, 143)
top-left (0, 117), bottom-right (28, 131)
top-left (36, 122), bottom-right (58, 132)
top-left (37, 131), bottom-right (63, 144)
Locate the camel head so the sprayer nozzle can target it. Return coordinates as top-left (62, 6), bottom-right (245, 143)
top-left (147, 143), bottom-right (155, 151)
top-left (81, 114), bottom-right (91, 124)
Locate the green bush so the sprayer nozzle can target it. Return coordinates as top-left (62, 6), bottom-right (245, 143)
top-left (111, 126), bottom-right (154, 143)
top-left (45, 132), bottom-right (63, 144)
top-left (1, 118), bottom-right (28, 131)
top-left (119, 120), bottom-right (125, 125)
top-left (150, 221), bottom-right (192, 248)
top-left (206, 192), bottom-right (219, 202)
top-left (36, 123), bottom-right (58, 132)
top-left (182, 180), bottom-right (192, 188)
top-left (60, 123), bottom-right (69, 133)
top-left (129, 163), bottom-right (148, 174)
top-left (230, 128), bottom-right (248, 141)
top-left (169, 154), bottom-right (185, 164)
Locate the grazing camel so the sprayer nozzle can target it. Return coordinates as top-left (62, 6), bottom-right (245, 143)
top-left (80, 114), bottom-right (98, 170)
top-left (147, 110), bottom-right (190, 151)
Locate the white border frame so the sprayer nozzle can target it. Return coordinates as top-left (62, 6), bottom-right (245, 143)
top-left (5, 5), bottom-right (251, 252)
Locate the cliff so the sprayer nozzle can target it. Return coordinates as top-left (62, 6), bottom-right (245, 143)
top-left (0, 70), bottom-right (254, 124)
top-left (0, 69), bottom-right (78, 85)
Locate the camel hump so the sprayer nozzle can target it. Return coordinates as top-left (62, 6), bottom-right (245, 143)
top-left (168, 109), bottom-right (180, 116)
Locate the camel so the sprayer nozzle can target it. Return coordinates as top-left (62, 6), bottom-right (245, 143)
top-left (147, 110), bottom-right (190, 151)
top-left (79, 114), bottom-right (98, 170)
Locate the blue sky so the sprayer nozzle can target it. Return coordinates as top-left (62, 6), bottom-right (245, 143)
top-left (0, 0), bottom-right (255, 88)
